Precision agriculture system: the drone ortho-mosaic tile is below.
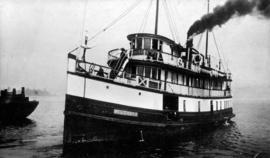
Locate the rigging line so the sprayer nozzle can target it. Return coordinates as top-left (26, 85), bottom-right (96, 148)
top-left (171, 3), bottom-right (181, 43)
top-left (165, 0), bottom-right (180, 43)
top-left (88, 0), bottom-right (143, 42)
top-left (80, 0), bottom-right (89, 45)
top-left (142, 0), bottom-right (154, 31)
top-left (138, 0), bottom-right (153, 33)
top-left (162, 0), bottom-right (176, 41)
top-left (211, 31), bottom-right (228, 72)
top-left (68, 47), bottom-right (79, 54)
top-left (173, 0), bottom-right (186, 37)
top-left (212, 31), bottom-right (229, 72)
top-left (165, 0), bottom-right (179, 43)
top-left (163, 0), bottom-right (176, 41)
top-left (138, 0), bottom-right (149, 32)
top-left (142, 0), bottom-right (154, 32)
top-left (164, 0), bottom-right (176, 40)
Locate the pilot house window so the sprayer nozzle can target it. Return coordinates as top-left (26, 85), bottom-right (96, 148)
top-left (136, 38), bottom-right (142, 49)
top-left (152, 39), bottom-right (158, 50)
top-left (159, 41), bottom-right (163, 51)
top-left (144, 38), bottom-right (151, 49)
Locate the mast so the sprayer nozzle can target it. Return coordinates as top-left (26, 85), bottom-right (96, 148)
top-left (205, 0), bottom-right (210, 58)
top-left (82, 35), bottom-right (88, 62)
top-left (154, 0), bottom-right (159, 35)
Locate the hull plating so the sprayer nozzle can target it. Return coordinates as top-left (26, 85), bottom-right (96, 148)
top-left (63, 94), bottom-right (234, 145)
top-left (0, 101), bottom-right (38, 121)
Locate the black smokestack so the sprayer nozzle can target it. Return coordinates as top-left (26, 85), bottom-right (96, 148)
top-left (187, 0), bottom-right (270, 38)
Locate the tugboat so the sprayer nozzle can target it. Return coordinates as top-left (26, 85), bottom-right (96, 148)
top-left (64, 0), bottom-right (234, 146)
top-left (0, 87), bottom-right (39, 121)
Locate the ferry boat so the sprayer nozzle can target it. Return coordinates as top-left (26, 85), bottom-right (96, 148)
top-left (63, 0), bottom-right (234, 145)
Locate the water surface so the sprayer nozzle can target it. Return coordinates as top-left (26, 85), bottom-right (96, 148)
top-left (0, 96), bottom-right (270, 158)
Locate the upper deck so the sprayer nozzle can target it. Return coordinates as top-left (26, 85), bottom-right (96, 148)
top-left (108, 33), bottom-right (231, 81)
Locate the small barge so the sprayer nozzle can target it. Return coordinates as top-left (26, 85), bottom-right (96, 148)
top-left (0, 87), bottom-right (38, 121)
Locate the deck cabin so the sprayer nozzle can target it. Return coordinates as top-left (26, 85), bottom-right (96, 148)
top-left (67, 33), bottom-right (232, 113)
top-left (106, 33), bottom-right (232, 98)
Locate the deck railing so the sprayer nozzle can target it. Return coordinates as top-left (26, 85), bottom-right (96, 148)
top-left (107, 49), bottom-right (231, 80)
top-left (129, 49), bottom-right (184, 68)
top-left (107, 48), bottom-right (124, 61)
top-left (69, 59), bottom-right (231, 98)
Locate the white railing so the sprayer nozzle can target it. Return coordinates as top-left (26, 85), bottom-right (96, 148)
top-left (129, 49), bottom-right (185, 69)
top-left (69, 58), bottom-right (231, 98)
top-left (129, 49), bottom-right (231, 78)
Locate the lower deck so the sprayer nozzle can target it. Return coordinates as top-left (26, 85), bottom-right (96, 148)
top-left (67, 72), bottom-right (233, 113)
top-left (64, 71), bottom-right (234, 144)
top-left (64, 94), bottom-right (234, 144)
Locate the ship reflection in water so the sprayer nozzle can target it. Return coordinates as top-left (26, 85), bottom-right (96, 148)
top-left (0, 96), bottom-right (269, 158)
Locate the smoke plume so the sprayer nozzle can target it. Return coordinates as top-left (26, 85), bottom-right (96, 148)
top-left (187, 0), bottom-right (270, 37)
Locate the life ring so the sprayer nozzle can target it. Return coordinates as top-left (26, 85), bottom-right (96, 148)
top-left (178, 58), bottom-right (183, 67)
top-left (193, 54), bottom-right (202, 65)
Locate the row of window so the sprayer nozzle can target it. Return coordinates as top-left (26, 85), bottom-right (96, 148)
top-left (126, 66), bottom-right (161, 80)
top-left (130, 38), bottom-right (171, 53)
top-left (182, 100), bottom-right (232, 112)
top-left (167, 71), bottom-right (226, 90)
top-left (125, 65), bottom-right (230, 90)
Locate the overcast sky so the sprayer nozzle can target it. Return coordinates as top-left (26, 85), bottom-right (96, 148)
top-left (0, 0), bottom-right (269, 95)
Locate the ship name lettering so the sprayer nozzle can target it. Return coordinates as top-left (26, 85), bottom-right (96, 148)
top-left (113, 109), bottom-right (138, 117)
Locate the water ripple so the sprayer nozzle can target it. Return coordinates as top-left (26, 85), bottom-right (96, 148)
top-left (1, 97), bottom-right (270, 158)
